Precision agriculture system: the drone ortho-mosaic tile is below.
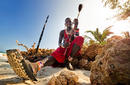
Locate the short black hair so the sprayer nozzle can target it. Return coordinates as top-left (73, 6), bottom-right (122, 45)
top-left (65, 17), bottom-right (71, 23)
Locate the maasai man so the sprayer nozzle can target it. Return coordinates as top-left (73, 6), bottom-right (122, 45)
top-left (26, 17), bottom-right (84, 74)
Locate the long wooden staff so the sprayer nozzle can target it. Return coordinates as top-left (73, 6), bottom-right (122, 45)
top-left (35, 15), bottom-right (49, 54)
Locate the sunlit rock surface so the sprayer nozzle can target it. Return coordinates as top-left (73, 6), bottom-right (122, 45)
top-left (90, 38), bottom-right (130, 85)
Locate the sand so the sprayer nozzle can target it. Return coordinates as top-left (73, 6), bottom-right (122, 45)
top-left (0, 55), bottom-right (91, 85)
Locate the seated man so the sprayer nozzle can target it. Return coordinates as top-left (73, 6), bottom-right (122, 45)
top-left (28, 18), bottom-right (84, 74)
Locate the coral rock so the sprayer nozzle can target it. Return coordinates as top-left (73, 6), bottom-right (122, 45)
top-left (85, 44), bottom-right (103, 60)
top-left (79, 58), bottom-right (92, 70)
top-left (107, 35), bottom-right (123, 44)
top-left (20, 48), bottom-right (55, 62)
top-left (48, 70), bottom-right (79, 85)
top-left (90, 38), bottom-right (130, 85)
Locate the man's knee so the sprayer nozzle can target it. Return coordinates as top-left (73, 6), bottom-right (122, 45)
top-left (73, 36), bottom-right (84, 46)
top-left (76, 36), bottom-right (84, 41)
top-left (44, 56), bottom-right (56, 66)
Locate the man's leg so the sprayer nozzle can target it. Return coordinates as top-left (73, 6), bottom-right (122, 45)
top-left (67, 36), bottom-right (84, 70)
top-left (66, 43), bottom-right (80, 70)
top-left (44, 56), bottom-right (57, 66)
top-left (70, 43), bottom-right (80, 58)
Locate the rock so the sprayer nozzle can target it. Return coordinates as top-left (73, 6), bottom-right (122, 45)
top-left (48, 70), bottom-right (79, 85)
top-left (78, 58), bottom-right (92, 70)
top-left (95, 35), bottom-right (123, 60)
top-left (48, 75), bottom-right (67, 85)
top-left (90, 38), bottom-right (130, 85)
top-left (71, 58), bottom-right (79, 68)
top-left (80, 45), bottom-right (88, 58)
top-left (107, 35), bottom-right (123, 44)
top-left (85, 44), bottom-right (103, 61)
top-left (20, 48), bottom-right (55, 62)
top-left (21, 48), bottom-right (55, 57)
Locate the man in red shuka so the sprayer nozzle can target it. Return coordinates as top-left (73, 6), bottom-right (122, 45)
top-left (26, 17), bottom-right (84, 74)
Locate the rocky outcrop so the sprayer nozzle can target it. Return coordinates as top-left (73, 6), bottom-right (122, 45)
top-left (71, 43), bottom-right (103, 70)
top-left (90, 38), bottom-right (130, 85)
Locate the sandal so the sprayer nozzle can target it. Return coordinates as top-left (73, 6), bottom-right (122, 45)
top-left (6, 49), bottom-right (37, 81)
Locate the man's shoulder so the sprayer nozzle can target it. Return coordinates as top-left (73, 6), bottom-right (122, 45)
top-left (60, 29), bottom-right (65, 33)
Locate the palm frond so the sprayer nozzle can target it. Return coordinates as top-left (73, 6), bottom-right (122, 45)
top-left (101, 26), bottom-right (113, 41)
top-left (86, 30), bottom-right (94, 35)
top-left (84, 35), bottom-right (93, 40)
top-left (96, 28), bottom-right (102, 43)
top-left (122, 31), bottom-right (130, 38)
top-left (84, 26), bottom-right (113, 45)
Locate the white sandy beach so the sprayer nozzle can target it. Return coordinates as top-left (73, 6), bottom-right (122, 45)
top-left (0, 55), bottom-right (91, 85)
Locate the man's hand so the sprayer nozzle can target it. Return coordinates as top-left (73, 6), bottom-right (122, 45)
top-left (68, 56), bottom-right (73, 61)
top-left (60, 45), bottom-right (64, 48)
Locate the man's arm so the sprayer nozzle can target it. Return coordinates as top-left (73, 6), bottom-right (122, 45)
top-left (75, 29), bottom-right (79, 36)
top-left (58, 30), bottom-right (64, 47)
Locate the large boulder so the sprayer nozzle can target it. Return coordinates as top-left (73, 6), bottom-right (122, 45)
top-left (90, 38), bottom-right (130, 85)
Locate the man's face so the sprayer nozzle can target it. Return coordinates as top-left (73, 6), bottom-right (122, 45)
top-left (65, 19), bottom-right (72, 28)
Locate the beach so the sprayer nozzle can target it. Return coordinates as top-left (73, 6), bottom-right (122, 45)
top-left (0, 55), bottom-right (91, 85)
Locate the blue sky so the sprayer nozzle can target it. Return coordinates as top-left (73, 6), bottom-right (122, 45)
top-left (0, 0), bottom-right (130, 52)
top-left (0, 0), bottom-right (82, 51)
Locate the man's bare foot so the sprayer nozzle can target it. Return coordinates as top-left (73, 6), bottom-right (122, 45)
top-left (69, 62), bottom-right (73, 70)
